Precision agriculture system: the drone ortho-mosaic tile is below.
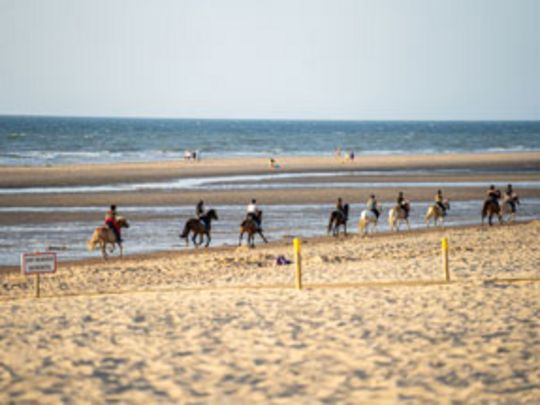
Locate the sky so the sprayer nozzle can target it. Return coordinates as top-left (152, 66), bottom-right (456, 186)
top-left (0, 0), bottom-right (538, 120)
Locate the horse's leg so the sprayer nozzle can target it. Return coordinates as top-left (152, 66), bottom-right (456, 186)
top-left (192, 233), bottom-right (199, 247)
top-left (205, 232), bottom-right (211, 247)
top-left (258, 230), bottom-right (268, 243)
top-left (249, 233), bottom-right (254, 248)
top-left (239, 230), bottom-right (244, 246)
top-left (119, 243), bottom-right (123, 258)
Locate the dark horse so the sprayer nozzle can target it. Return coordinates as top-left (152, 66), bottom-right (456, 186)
top-left (179, 209), bottom-right (218, 247)
top-left (239, 210), bottom-right (268, 248)
top-left (481, 200), bottom-right (502, 226)
top-left (328, 204), bottom-right (349, 236)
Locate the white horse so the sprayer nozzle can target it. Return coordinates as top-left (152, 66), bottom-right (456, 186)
top-left (388, 205), bottom-right (410, 231)
top-left (358, 204), bottom-right (383, 235)
top-left (501, 197), bottom-right (519, 223)
top-left (425, 200), bottom-right (450, 228)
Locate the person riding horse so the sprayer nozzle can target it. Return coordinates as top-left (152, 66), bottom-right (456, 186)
top-left (435, 190), bottom-right (448, 217)
top-left (396, 192), bottom-right (410, 218)
top-left (503, 184), bottom-right (520, 213)
top-left (484, 185), bottom-right (501, 210)
top-left (336, 197), bottom-right (347, 218)
top-left (246, 199), bottom-right (261, 230)
top-left (196, 200), bottom-right (211, 231)
top-left (366, 194), bottom-right (380, 219)
top-left (105, 204), bottom-right (122, 243)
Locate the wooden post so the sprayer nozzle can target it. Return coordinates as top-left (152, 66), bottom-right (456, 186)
top-left (293, 238), bottom-right (302, 290)
top-left (35, 273), bottom-right (40, 298)
top-left (441, 237), bottom-right (450, 282)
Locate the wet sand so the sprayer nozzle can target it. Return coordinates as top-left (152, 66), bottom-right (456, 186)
top-left (1, 152), bottom-right (539, 188)
top-left (1, 152), bottom-right (539, 209)
top-left (0, 222), bottom-right (539, 403)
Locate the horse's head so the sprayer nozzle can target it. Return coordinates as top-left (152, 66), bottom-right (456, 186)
top-left (206, 209), bottom-right (218, 221)
top-left (116, 216), bottom-right (130, 228)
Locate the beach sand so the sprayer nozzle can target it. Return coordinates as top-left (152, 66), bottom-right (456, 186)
top-left (1, 152), bottom-right (539, 210)
top-left (1, 152), bottom-right (539, 403)
top-left (1, 222), bottom-right (539, 403)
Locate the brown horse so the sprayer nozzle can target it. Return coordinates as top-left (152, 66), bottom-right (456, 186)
top-left (87, 217), bottom-right (130, 259)
top-left (239, 210), bottom-right (268, 248)
top-left (180, 209), bottom-right (218, 247)
top-left (328, 204), bottom-right (349, 236)
top-left (481, 200), bottom-right (502, 226)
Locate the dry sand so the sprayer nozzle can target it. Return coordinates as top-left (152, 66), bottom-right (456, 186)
top-left (1, 222), bottom-right (539, 403)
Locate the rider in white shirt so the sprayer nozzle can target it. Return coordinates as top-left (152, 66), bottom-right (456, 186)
top-left (246, 199), bottom-right (261, 229)
top-left (247, 199), bottom-right (257, 215)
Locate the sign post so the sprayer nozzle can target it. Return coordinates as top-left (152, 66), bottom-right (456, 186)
top-left (21, 252), bottom-right (57, 298)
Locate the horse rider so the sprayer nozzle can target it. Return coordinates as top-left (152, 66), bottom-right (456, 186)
top-left (435, 189), bottom-right (448, 217)
top-left (366, 194), bottom-right (380, 219)
top-left (504, 184), bottom-right (520, 213)
top-left (104, 204), bottom-right (122, 243)
top-left (196, 200), bottom-right (211, 231)
top-left (246, 199), bottom-right (261, 229)
top-left (196, 200), bottom-right (205, 219)
top-left (336, 197), bottom-right (347, 218)
top-left (396, 191), bottom-right (410, 218)
top-left (485, 184), bottom-right (501, 210)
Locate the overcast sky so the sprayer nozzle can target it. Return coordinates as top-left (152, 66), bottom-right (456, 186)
top-left (0, 0), bottom-right (538, 120)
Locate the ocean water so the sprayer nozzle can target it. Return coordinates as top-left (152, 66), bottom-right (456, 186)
top-left (1, 200), bottom-right (539, 265)
top-left (1, 116), bottom-right (539, 165)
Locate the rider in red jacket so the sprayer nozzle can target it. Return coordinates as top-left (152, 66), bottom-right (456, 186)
top-left (105, 205), bottom-right (122, 243)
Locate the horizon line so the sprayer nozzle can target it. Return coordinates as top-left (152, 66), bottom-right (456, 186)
top-left (1, 113), bottom-right (539, 123)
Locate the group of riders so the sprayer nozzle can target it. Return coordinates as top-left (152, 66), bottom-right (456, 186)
top-left (101, 184), bottom-right (520, 245)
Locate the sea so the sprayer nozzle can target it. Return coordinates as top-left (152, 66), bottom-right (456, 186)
top-left (1, 116), bottom-right (540, 165)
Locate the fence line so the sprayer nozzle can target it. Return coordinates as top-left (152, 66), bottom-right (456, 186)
top-left (1, 276), bottom-right (540, 304)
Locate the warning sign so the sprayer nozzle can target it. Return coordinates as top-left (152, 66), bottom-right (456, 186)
top-left (21, 252), bottom-right (57, 275)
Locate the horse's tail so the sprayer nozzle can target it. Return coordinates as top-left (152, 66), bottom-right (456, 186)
top-left (388, 208), bottom-right (396, 228)
top-left (358, 217), bottom-right (366, 233)
top-left (425, 206), bottom-right (434, 224)
top-left (180, 221), bottom-right (190, 239)
top-left (87, 229), bottom-right (100, 252)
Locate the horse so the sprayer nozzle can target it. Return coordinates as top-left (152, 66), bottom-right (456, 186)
top-left (87, 217), bottom-right (130, 259)
top-left (388, 204), bottom-right (410, 232)
top-left (179, 209), bottom-right (218, 247)
top-left (425, 200), bottom-right (450, 228)
top-left (501, 197), bottom-right (519, 223)
top-left (328, 204), bottom-right (349, 236)
top-left (358, 204), bottom-right (383, 235)
top-left (239, 210), bottom-right (268, 248)
top-left (481, 200), bottom-right (502, 226)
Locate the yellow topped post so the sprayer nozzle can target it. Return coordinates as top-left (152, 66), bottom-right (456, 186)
top-left (293, 238), bottom-right (302, 290)
top-left (441, 237), bottom-right (450, 282)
